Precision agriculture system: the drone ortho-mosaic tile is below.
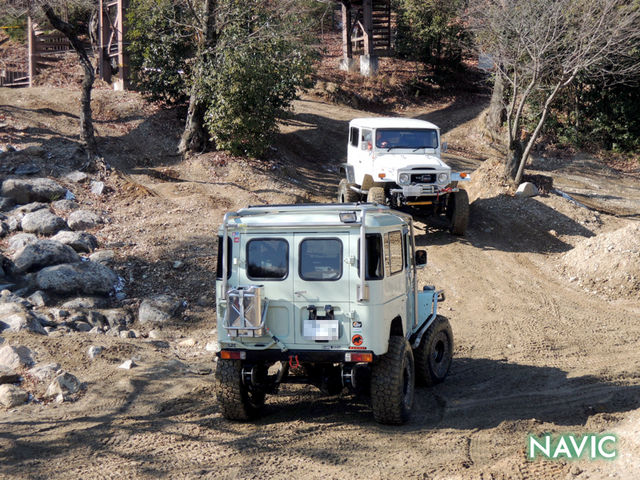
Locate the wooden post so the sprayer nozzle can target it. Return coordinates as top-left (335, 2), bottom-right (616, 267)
top-left (115, 0), bottom-right (129, 90)
top-left (98, 0), bottom-right (112, 84)
top-left (362, 0), bottom-right (373, 56)
top-left (341, 2), bottom-right (352, 61)
top-left (27, 16), bottom-right (35, 87)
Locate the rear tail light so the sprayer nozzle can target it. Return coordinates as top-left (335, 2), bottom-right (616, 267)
top-left (345, 352), bottom-right (373, 362)
top-left (220, 350), bottom-right (246, 360)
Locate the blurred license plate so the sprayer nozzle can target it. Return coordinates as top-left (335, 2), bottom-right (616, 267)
top-left (303, 319), bottom-right (339, 341)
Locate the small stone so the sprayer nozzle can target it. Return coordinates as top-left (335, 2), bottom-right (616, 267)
top-left (51, 199), bottom-right (79, 211)
top-left (205, 342), bottom-right (217, 353)
top-left (61, 296), bottom-right (109, 310)
top-left (89, 250), bottom-right (115, 265)
top-left (74, 322), bottom-right (92, 332)
top-left (21, 209), bottom-right (68, 235)
top-left (0, 365), bottom-right (20, 384)
top-left (148, 329), bottom-right (163, 339)
top-left (90, 181), bottom-right (105, 195)
top-left (65, 171), bottom-right (89, 183)
top-left (118, 359), bottom-right (136, 370)
top-left (27, 290), bottom-right (49, 307)
top-left (51, 231), bottom-right (98, 253)
top-left (119, 329), bottom-right (136, 339)
top-left (28, 363), bottom-right (60, 382)
top-left (67, 210), bottom-right (102, 231)
top-left (569, 465), bottom-right (582, 476)
top-left (549, 229), bottom-right (557, 237)
top-left (0, 384), bottom-right (28, 407)
top-left (45, 372), bottom-right (81, 398)
top-left (178, 338), bottom-right (196, 347)
top-left (173, 261), bottom-right (184, 269)
top-left (8, 233), bottom-right (38, 251)
top-left (0, 345), bottom-right (34, 369)
top-left (88, 326), bottom-right (104, 335)
top-left (87, 345), bottom-right (103, 360)
top-left (103, 309), bottom-right (132, 329)
top-left (515, 182), bottom-right (539, 197)
top-left (138, 294), bottom-right (182, 325)
top-left (12, 202), bottom-right (48, 214)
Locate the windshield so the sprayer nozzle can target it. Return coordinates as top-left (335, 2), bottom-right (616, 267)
top-left (375, 128), bottom-right (438, 150)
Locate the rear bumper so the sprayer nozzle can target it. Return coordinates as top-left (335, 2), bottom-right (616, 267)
top-left (216, 348), bottom-right (375, 363)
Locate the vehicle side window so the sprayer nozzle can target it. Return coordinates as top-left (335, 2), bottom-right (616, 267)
top-left (246, 238), bottom-right (288, 280)
top-left (216, 236), bottom-right (233, 279)
top-left (357, 234), bottom-right (384, 280)
top-left (361, 129), bottom-right (372, 150)
top-left (403, 232), bottom-right (410, 268)
top-left (385, 230), bottom-right (404, 276)
top-left (299, 238), bottom-right (342, 281)
top-left (349, 127), bottom-right (359, 147)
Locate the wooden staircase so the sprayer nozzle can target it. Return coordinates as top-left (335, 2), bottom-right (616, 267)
top-left (349, 0), bottom-right (392, 57)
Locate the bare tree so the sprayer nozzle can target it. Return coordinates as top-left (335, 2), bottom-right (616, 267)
top-left (4, 0), bottom-right (101, 169)
top-left (470, 0), bottom-right (640, 184)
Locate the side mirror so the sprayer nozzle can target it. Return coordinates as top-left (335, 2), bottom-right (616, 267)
top-left (415, 249), bottom-right (427, 268)
top-left (441, 141), bottom-right (448, 153)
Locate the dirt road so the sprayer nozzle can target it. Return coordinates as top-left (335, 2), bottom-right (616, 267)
top-left (1, 89), bottom-right (639, 479)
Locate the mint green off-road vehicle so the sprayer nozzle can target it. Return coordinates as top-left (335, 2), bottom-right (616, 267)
top-left (214, 203), bottom-right (453, 425)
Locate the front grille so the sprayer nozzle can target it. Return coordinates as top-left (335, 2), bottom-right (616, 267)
top-left (411, 173), bottom-right (436, 184)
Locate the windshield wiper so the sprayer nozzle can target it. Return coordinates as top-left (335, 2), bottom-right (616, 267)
top-left (385, 145), bottom-right (410, 151)
top-left (412, 146), bottom-right (435, 152)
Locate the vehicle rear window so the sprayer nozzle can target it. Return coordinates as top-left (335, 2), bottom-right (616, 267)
top-left (299, 238), bottom-right (342, 281)
top-left (216, 236), bottom-right (232, 280)
top-left (246, 238), bottom-right (289, 280)
top-left (357, 234), bottom-right (384, 280)
top-left (385, 230), bottom-right (404, 275)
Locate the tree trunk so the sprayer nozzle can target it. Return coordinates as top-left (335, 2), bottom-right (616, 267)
top-left (486, 72), bottom-right (504, 139)
top-left (43, 4), bottom-right (99, 169)
top-left (179, 0), bottom-right (218, 154)
top-left (504, 138), bottom-right (522, 181)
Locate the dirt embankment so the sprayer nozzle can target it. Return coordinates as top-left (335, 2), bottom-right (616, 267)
top-left (0, 86), bottom-right (639, 480)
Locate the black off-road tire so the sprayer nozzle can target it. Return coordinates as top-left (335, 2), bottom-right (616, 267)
top-left (370, 336), bottom-right (415, 425)
top-left (337, 178), bottom-right (359, 203)
top-left (447, 189), bottom-right (469, 235)
top-left (414, 315), bottom-right (453, 387)
top-left (367, 186), bottom-right (386, 205)
top-left (215, 359), bottom-right (266, 421)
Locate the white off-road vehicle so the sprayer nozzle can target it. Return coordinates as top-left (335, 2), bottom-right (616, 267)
top-left (214, 203), bottom-right (453, 425)
top-left (338, 117), bottom-right (471, 235)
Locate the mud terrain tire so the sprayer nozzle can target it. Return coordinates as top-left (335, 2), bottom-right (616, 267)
top-left (447, 189), bottom-right (469, 235)
top-left (367, 186), bottom-right (386, 205)
top-left (370, 336), bottom-right (415, 425)
top-left (338, 179), bottom-right (359, 203)
top-left (414, 315), bottom-right (453, 386)
top-left (215, 359), bottom-right (266, 420)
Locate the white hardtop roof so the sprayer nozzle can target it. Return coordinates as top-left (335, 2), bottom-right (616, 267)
top-left (221, 204), bottom-right (411, 230)
top-left (349, 117), bottom-right (439, 131)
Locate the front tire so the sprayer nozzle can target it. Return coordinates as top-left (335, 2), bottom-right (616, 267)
top-left (337, 178), bottom-right (359, 203)
top-left (367, 186), bottom-right (386, 204)
top-left (414, 316), bottom-right (453, 386)
top-left (370, 336), bottom-right (415, 425)
top-left (215, 359), bottom-right (266, 420)
top-left (447, 189), bottom-right (469, 235)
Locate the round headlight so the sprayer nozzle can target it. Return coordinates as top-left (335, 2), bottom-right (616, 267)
top-left (398, 173), bottom-right (410, 185)
top-left (438, 173), bottom-right (449, 183)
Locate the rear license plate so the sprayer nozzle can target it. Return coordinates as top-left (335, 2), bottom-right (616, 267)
top-left (303, 319), bottom-right (339, 341)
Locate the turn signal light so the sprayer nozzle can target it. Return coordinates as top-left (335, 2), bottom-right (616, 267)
top-left (345, 353), bottom-right (373, 362)
top-left (378, 173), bottom-right (386, 179)
top-left (460, 172), bottom-right (468, 178)
top-left (220, 350), bottom-right (246, 360)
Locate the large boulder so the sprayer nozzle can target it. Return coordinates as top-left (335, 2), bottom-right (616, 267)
top-left (36, 261), bottom-right (118, 295)
top-left (0, 311), bottom-right (47, 335)
top-left (67, 210), bottom-right (102, 231)
top-left (21, 209), bottom-right (68, 235)
top-left (51, 199), bottom-right (79, 212)
top-left (13, 202), bottom-right (48, 214)
top-left (0, 345), bottom-right (34, 369)
top-left (45, 372), bottom-right (81, 398)
top-left (1, 178), bottom-right (67, 204)
top-left (51, 231), bottom-right (98, 253)
top-left (0, 384), bottom-right (28, 407)
top-left (0, 365), bottom-right (20, 385)
top-left (28, 363), bottom-right (60, 382)
top-left (138, 294), bottom-right (182, 324)
top-left (0, 197), bottom-right (15, 212)
top-left (13, 240), bottom-right (80, 273)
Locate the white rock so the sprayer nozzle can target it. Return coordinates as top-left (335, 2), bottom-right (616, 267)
top-left (28, 363), bottom-right (60, 382)
top-left (65, 171), bottom-right (89, 183)
top-left (45, 372), bottom-right (81, 398)
top-left (118, 359), bottom-right (136, 370)
top-left (0, 384), bottom-right (28, 407)
top-left (515, 182), bottom-right (539, 197)
top-left (178, 338), bottom-right (196, 347)
top-left (0, 345), bottom-right (34, 369)
top-left (87, 345), bottom-right (103, 360)
top-left (205, 342), bottom-right (217, 353)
